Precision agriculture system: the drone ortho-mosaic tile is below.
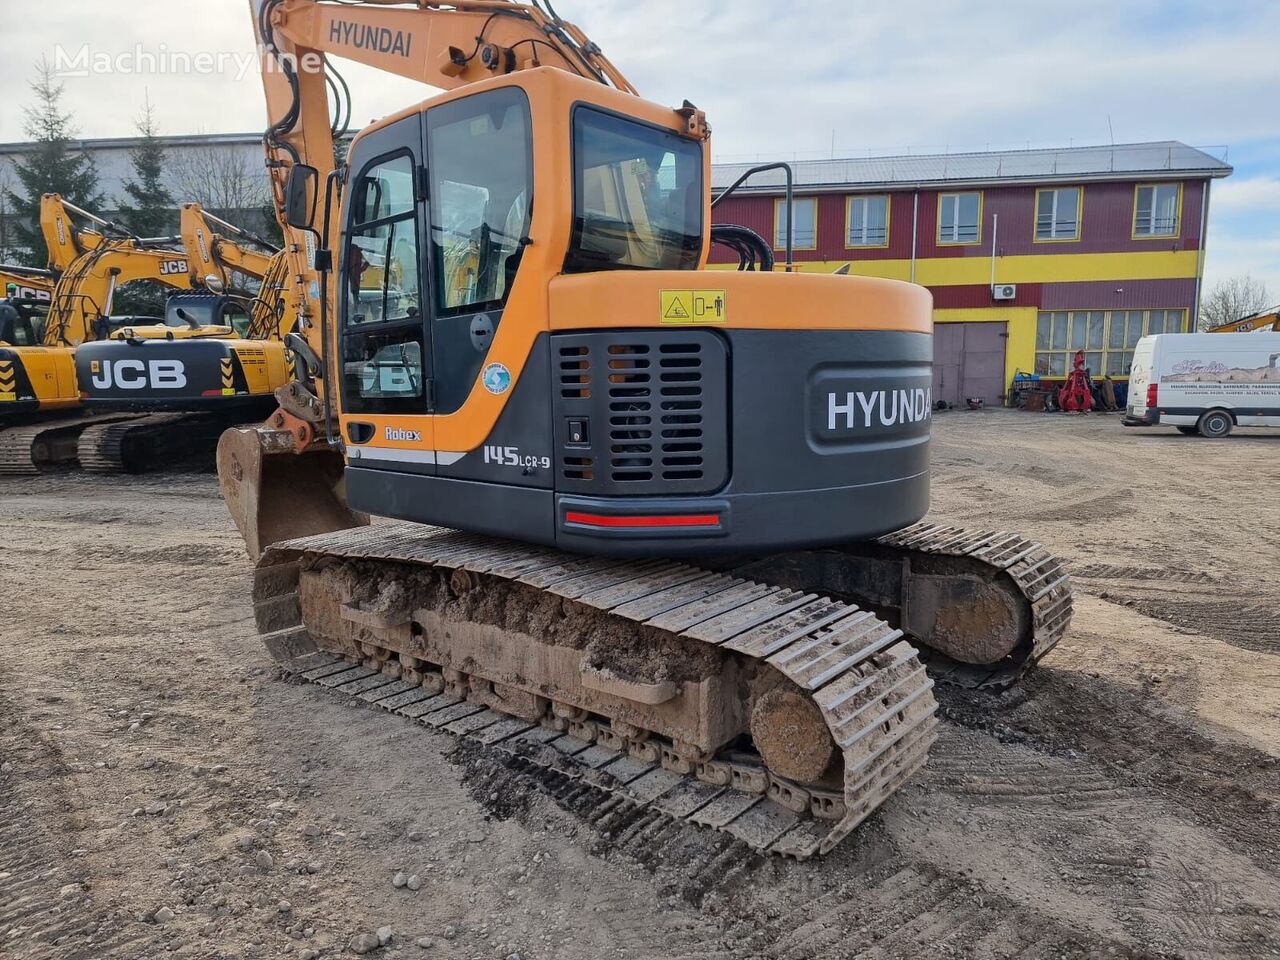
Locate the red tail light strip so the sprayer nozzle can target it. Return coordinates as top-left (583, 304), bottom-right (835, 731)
top-left (564, 511), bottom-right (721, 529)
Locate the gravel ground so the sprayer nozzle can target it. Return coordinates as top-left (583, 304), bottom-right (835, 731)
top-left (0, 410), bottom-right (1276, 960)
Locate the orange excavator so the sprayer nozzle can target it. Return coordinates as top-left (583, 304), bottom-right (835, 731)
top-left (216, 0), bottom-right (1072, 859)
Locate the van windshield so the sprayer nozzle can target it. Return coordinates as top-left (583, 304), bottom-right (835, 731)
top-left (565, 109), bottom-right (703, 273)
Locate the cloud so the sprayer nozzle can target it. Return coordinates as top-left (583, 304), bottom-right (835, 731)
top-left (1212, 176), bottom-right (1280, 214)
top-left (2, 0), bottom-right (1276, 297)
top-left (2, 0), bottom-right (1277, 154)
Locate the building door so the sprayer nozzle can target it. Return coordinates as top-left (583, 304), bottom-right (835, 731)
top-left (933, 321), bottom-right (1007, 407)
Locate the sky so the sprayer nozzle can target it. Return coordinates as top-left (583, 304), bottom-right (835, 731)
top-left (1, 0), bottom-right (1278, 298)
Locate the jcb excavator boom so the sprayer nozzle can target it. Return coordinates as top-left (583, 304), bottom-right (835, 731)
top-left (217, 0), bottom-right (1073, 860)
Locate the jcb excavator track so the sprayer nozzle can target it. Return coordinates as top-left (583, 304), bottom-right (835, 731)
top-left (0, 413), bottom-right (143, 475)
top-left (870, 523), bottom-right (1073, 690)
top-left (254, 523), bottom-right (939, 859)
top-left (76, 413), bottom-right (232, 473)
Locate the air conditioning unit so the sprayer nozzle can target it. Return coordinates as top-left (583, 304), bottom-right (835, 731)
top-left (992, 283), bottom-right (1017, 301)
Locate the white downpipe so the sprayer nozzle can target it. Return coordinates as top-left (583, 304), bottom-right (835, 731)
top-left (910, 191), bottom-right (919, 284)
top-left (989, 213), bottom-right (999, 291)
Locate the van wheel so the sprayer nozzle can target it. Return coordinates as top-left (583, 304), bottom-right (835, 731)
top-left (1176, 426), bottom-right (1199, 435)
top-left (1197, 410), bottom-right (1233, 438)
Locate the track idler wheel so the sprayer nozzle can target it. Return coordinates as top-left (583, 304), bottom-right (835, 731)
top-left (750, 686), bottom-right (838, 783)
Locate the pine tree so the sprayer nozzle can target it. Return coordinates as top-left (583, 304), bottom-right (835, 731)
top-left (4, 59), bottom-right (104, 267)
top-left (119, 97), bottom-right (176, 238)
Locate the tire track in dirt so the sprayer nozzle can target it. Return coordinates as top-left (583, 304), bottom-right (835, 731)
top-left (1120, 596), bottom-right (1279, 655)
top-left (941, 672), bottom-right (1280, 860)
top-left (1069, 562), bottom-right (1217, 584)
top-left (0, 696), bottom-right (166, 960)
top-left (935, 676), bottom-right (1280, 958)
top-left (921, 728), bottom-right (1280, 959)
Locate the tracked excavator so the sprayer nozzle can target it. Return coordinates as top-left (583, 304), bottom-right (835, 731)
top-left (0, 195), bottom-right (200, 472)
top-left (0, 267), bottom-right (53, 351)
top-left (216, 0), bottom-right (1073, 859)
top-left (1208, 307), bottom-right (1280, 333)
top-left (72, 203), bottom-right (300, 472)
top-left (1, 265), bottom-right (54, 310)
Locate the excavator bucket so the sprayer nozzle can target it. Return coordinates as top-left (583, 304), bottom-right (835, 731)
top-left (217, 425), bottom-right (368, 560)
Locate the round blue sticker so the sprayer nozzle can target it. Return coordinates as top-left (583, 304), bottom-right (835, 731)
top-left (482, 362), bottom-right (512, 395)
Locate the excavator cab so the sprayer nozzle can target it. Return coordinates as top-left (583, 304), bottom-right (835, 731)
top-left (222, 69), bottom-right (933, 558)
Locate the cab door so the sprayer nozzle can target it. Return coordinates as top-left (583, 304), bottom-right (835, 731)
top-left (338, 114), bottom-right (435, 472)
top-left (420, 87), bottom-right (534, 468)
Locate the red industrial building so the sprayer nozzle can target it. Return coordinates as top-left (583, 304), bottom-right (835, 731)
top-left (711, 142), bottom-right (1232, 406)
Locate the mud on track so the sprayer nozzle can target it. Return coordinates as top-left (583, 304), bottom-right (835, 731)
top-left (0, 412), bottom-right (1276, 959)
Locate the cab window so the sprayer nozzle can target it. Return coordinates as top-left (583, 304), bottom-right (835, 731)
top-left (566, 108), bottom-right (703, 273)
top-left (426, 87), bottom-right (532, 316)
top-left (342, 150), bottom-right (426, 414)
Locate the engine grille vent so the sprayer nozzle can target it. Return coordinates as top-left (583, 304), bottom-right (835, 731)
top-left (552, 332), bottom-right (727, 496)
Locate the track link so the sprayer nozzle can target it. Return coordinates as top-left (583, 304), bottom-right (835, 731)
top-left (726, 522), bottom-right (1073, 693)
top-left (77, 413), bottom-right (238, 473)
top-left (0, 413), bottom-right (142, 475)
top-left (872, 523), bottom-right (1073, 691)
top-left (254, 523), bottom-right (940, 860)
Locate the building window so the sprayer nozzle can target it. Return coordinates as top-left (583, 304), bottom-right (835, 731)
top-left (845, 195), bottom-right (889, 247)
top-left (1133, 183), bottom-right (1181, 237)
top-left (1035, 187), bottom-right (1081, 241)
top-left (774, 196), bottom-right (817, 250)
top-left (1034, 309), bottom-right (1186, 377)
top-left (938, 192), bottom-right (981, 244)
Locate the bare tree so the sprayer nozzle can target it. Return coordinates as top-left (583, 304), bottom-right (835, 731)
top-left (171, 144), bottom-right (270, 218)
top-left (1199, 275), bottom-right (1272, 330)
top-left (0, 167), bottom-right (15, 263)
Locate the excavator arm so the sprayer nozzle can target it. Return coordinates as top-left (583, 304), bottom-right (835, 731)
top-left (252, 0), bottom-right (637, 389)
top-left (180, 202), bottom-right (279, 283)
top-left (38, 194), bottom-right (195, 346)
top-left (1207, 309), bottom-right (1280, 333)
top-left (44, 242), bottom-right (195, 346)
top-left (180, 202), bottom-right (296, 341)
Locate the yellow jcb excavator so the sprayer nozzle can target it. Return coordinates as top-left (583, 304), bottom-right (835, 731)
top-left (72, 203), bottom-right (301, 472)
top-left (215, 0), bottom-right (1073, 859)
top-left (1, 264), bottom-right (54, 311)
top-left (1208, 307), bottom-right (1280, 333)
top-left (0, 195), bottom-right (198, 472)
top-left (0, 266), bottom-right (53, 353)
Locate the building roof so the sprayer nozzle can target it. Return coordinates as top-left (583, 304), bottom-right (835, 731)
top-left (711, 141), bottom-right (1232, 194)
top-left (0, 131), bottom-right (265, 155)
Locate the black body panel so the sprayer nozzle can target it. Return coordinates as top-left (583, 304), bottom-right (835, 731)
top-left (344, 328), bottom-right (933, 555)
top-left (76, 338), bottom-right (266, 412)
top-left (347, 467), bottom-right (555, 544)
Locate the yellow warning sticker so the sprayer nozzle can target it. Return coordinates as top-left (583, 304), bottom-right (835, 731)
top-left (0, 393), bottom-right (15, 402)
top-left (660, 289), bottom-right (727, 325)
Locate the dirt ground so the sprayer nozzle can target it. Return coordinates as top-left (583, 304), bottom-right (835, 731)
top-left (1, 410), bottom-right (1277, 960)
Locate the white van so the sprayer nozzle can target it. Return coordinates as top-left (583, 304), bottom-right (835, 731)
top-left (1124, 332), bottom-right (1280, 437)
